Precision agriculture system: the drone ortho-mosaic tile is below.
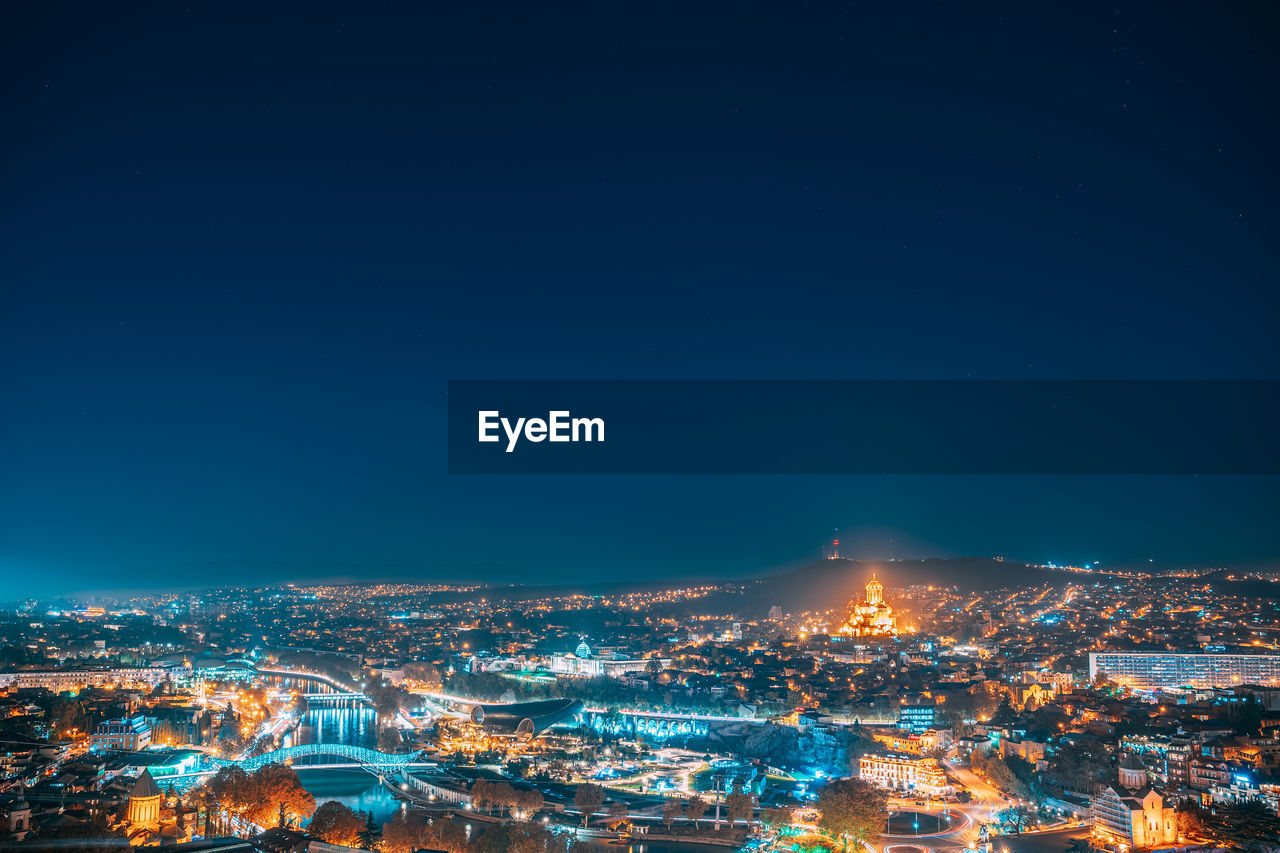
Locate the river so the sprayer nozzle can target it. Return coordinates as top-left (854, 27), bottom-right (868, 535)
top-left (295, 766), bottom-right (407, 826)
top-left (284, 700), bottom-right (405, 825)
top-left (283, 701), bottom-right (745, 850)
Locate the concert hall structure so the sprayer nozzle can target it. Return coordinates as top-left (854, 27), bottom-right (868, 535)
top-left (468, 698), bottom-right (585, 738)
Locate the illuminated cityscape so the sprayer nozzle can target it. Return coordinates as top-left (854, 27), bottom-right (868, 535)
top-left (3, 1), bottom-right (1277, 852)
top-left (1, 560), bottom-right (1279, 851)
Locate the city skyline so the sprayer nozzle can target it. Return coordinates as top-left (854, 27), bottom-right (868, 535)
top-left (4, 527), bottom-right (1278, 602)
top-left (1, 3), bottom-right (1278, 848)
top-left (4, 561), bottom-right (1280, 848)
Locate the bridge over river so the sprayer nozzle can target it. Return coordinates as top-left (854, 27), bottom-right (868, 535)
top-left (216, 742), bottom-right (431, 772)
top-left (247, 666), bottom-right (366, 698)
top-left (243, 665), bottom-right (449, 715)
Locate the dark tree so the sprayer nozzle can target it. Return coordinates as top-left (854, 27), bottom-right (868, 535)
top-left (726, 790), bottom-right (755, 827)
top-left (574, 783), bottom-right (606, 827)
top-left (309, 800), bottom-right (365, 846)
top-left (684, 794), bottom-right (708, 830)
top-left (357, 811), bottom-right (382, 849)
top-left (816, 777), bottom-right (889, 845)
top-left (662, 798), bottom-right (681, 831)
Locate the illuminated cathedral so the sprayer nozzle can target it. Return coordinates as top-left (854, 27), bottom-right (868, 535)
top-left (840, 572), bottom-right (898, 637)
top-left (110, 769), bottom-right (194, 846)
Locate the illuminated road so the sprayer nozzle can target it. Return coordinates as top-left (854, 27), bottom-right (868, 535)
top-left (983, 826), bottom-right (1088, 853)
top-left (941, 757), bottom-right (1002, 805)
top-left (872, 762), bottom-right (1086, 853)
top-left (870, 809), bottom-right (1085, 853)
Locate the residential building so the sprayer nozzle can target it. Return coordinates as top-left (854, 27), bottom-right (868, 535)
top-left (91, 717), bottom-right (152, 752)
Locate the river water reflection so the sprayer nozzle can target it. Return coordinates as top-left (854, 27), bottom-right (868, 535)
top-left (295, 767), bottom-right (405, 826)
top-left (283, 702), bottom-right (741, 849)
top-left (285, 701), bottom-right (403, 825)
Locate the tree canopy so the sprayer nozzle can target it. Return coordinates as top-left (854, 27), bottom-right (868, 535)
top-left (816, 777), bottom-right (888, 844)
top-left (574, 783), bottom-right (606, 826)
top-left (308, 800), bottom-right (365, 847)
top-left (203, 762), bottom-right (315, 829)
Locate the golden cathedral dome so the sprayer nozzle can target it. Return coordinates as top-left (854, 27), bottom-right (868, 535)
top-left (840, 572), bottom-right (897, 637)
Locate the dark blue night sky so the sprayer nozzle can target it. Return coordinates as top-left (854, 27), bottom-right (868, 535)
top-left (2, 4), bottom-right (1277, 596)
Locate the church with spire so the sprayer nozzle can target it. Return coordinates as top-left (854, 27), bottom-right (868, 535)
top-left (840, 572), bottom-right (898, 637)
top-left (111, 768), bottom-right (194, 846)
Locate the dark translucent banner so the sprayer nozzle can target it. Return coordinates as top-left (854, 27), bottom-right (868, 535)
top-left (446, 380), bottom-right (1279, 474)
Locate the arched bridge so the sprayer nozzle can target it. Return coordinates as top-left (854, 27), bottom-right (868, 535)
top-left (585, 709), bottom-right (711, 740)
top-left (224, 743), bottom-right (424, 771)
top-left (253, 667), bottom-right (365, 698)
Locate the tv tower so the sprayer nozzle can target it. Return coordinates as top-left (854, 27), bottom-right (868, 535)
top-left (828, 529), bottom-right (840, 560)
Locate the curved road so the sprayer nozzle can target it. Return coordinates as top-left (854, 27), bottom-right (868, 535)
top-left (871, 755), bottom-right (1088, 853)
top-left (875, 819), bottom-right (1086, 853)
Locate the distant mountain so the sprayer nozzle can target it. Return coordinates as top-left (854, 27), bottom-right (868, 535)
top-left (416, 556), bottom-right (1059, 616)
top-left (724, 557), bottom-right (1058, 618)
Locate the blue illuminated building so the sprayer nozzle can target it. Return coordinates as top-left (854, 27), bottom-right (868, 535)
top-left (899, 702), bottom-right (935, 734)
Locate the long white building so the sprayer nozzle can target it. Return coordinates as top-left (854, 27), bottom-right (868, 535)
top-left (858, 752), bottom-right (954, 796)
top-left (1089, 652), bottom-right (1280, 690)
top-left (548, 654), bottom-right (671, 677)
top-left (546, 641), bottom-right (670, 678)
top-left (0, 667), bottom-right (187, 691)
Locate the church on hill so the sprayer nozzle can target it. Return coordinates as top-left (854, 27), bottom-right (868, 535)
top-left (840, 573), bottom-right (898, 637)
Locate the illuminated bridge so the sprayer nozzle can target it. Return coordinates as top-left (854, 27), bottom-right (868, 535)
top-left (219, 664), bottom-right (371, 703)
top-left (253, 667), bottom-right (363, 697)
top-left (584, 709), bottom-right (713, 740)
top-left (223, 743), bottom-right (427, 771)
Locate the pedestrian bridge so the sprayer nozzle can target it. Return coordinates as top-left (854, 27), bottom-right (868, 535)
top-left (224, 742), bottom-right (425, 771)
